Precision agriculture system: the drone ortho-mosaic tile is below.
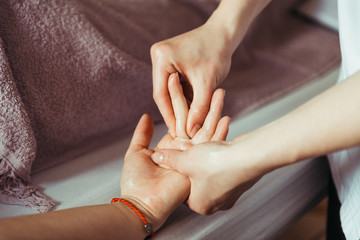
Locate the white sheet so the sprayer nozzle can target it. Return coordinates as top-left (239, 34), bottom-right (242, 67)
top-left (296, 0), bottom-right (338, 31)
top-left (0, 68), bottom-right (339, 239)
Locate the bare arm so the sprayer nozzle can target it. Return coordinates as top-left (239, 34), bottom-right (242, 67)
top-left (0, 202), bottom-right (152, 240)
top-left (232, 70), bottom-right (360, 175)
top-left (152, 70), bottom-right (360, 215)
top-left (0, 80), bottom-right (231, 238)
top-left (0, 114), bottom-right (190, 239)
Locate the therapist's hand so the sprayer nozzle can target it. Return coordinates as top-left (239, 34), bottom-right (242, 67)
top-left (156, 73), bottom-right (231, 151)
top-left (151, 138), bottom-right (261, 215)
top-left (120, 114), bottom-right (190, 231)
top-left (151, 22), bottom-right (232, 138)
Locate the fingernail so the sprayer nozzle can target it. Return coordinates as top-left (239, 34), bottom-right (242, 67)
top-left (151, 152), bottom-right (164, 164)
top-left (189, 124), bottom-right (201, 138)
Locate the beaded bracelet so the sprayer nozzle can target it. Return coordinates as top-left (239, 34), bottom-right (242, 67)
top-left (111, 198), bottom-right (154, 238)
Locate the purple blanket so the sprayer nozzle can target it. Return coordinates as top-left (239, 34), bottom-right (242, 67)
top-left (0, 0), bottom-right (340, 212)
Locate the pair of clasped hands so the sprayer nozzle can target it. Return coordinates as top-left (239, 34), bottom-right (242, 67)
top-left (122, 72), bottom-right (259, 231)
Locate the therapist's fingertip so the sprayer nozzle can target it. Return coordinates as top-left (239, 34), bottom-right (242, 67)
top-left (169, 72), bottom-right (177, 84)
top-left (151, 152), bottom-right (164, 164)
top-left (189, 124), bottom-right (201, 138)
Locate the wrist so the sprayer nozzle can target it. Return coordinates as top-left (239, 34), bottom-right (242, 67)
top-left (206, 0), bottom-right (271, 54)
top-left (205, 11), bottom-right (243, 56)
top-left (229, 128), bottom-right (286, 179)
top-left (231, 118), bottom-right (306, 176)
top-left (116, 196), bottom-right (163, 233)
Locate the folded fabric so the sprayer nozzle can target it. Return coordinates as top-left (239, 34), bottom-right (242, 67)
top-left (0, 0), bottom-right (340, 213)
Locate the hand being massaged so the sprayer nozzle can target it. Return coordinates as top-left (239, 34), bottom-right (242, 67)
top-left (156, 72), bottom-right (231, 152)
top-left (0, 73), bottom-right (231, 240)
top-left (121, 72), bottom-right (231, 228)
top-left (151, 73), bottom-right (249, 216)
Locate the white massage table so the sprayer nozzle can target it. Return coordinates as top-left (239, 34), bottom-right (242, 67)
top-left (0, 67), bottom-right (339, 239)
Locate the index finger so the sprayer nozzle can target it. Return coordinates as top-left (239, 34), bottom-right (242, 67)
top-left (168, 72), bottom-right (189, 139)
top-left (152, 61), bottom-right (176, 137)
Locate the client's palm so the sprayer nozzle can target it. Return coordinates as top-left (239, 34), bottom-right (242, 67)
top-left (121, 114), bottom-right (190, 230)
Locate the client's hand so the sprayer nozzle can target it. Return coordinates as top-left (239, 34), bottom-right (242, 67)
top-left (156, 73), bottom-right (230, 151)
top-left (120, 114), bottom-right (190, 231)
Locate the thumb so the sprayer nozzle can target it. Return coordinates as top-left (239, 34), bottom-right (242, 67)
top-left (151, 149), bottom-right (189, 175)
top-left (186, 85), bottom-right (213, 138)
top-left (128, 114), bottom-right (154, 153)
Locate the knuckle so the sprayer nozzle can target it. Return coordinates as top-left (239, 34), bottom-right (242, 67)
top-left (194, 202), bottom-right (214, 216)
top-left (194, 206), bottom-right (207, 215)
top-left (200, 207), bottom-right (214, 216)
top-left (150, 43), bottom-right (160, 57)
top-left (150, 42), bottom-right (171, 59)
top-left (192, 105), bottom-right (210, 118)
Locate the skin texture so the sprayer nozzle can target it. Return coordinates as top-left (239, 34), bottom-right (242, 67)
top-left (0, 114), bottom-right (189, 240)
top-left (157, 73), bottom-right (230, 151)
top-left (152, 70), bottom-right (360, 215)
top-left (151, 25), bottom-right (231, 138)
top-left (0, 73), bottom-right (230, 239)
top-left (151, 0), bottom-right (271, 138)
top-left (120, 114), bottom-right (190, 232)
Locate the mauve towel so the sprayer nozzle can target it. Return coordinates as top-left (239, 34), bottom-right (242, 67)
top-left (0, 0), bottom-right (340, 213)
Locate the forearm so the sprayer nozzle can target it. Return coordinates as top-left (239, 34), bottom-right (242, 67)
top-left (0, 201), bottom-right (156, 240)
top-left (232, 70), bottom-right (360, 175)
top-left (207, 0), bottom-right (272, 54)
